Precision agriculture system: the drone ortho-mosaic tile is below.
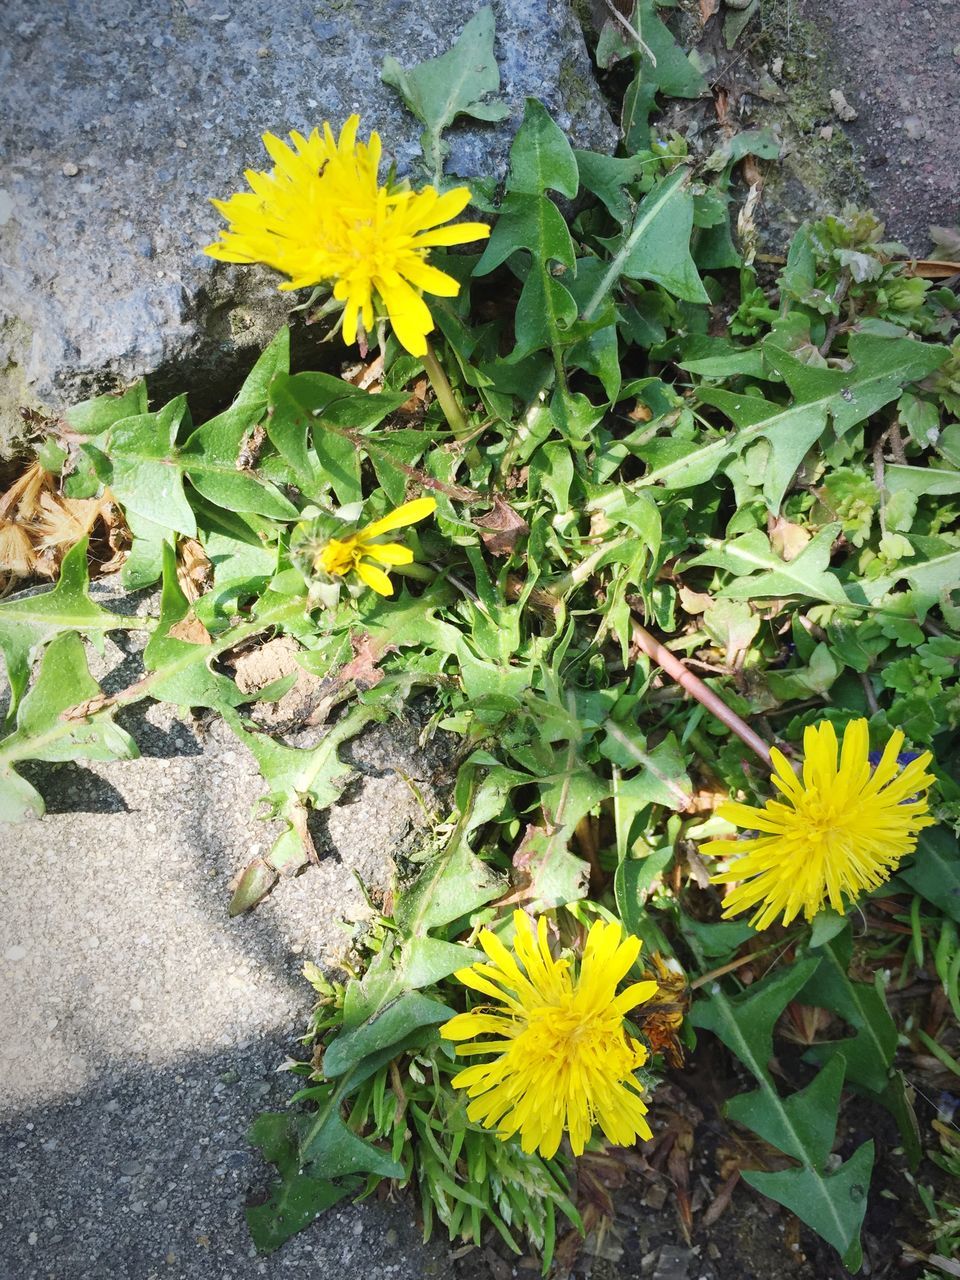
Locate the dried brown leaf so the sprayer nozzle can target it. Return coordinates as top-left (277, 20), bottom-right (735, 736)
top-left (701, 1170), bottom-right (740, 1228)
top-left (176, 538), bottom-right (212, 602)
top-left (474, 495), bottom-right (529, 557)
top-left (0, 522), bottom-right (39, 579)
top-left (168, 614), bottom-right (213, 644)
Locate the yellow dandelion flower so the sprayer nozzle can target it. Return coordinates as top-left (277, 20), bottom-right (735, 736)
top-left (703, 719), bottom-right (936, 930)
top-left (205, 115), bottom-right (489, 356)
top-left (441, 911), bottom-right (658, 1159)
top-left (314, 496), bottom-right (436, 596)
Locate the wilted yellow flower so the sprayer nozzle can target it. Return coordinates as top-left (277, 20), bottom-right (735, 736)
top-left (441, 911), bottom-right (658, 1159)
top-left (638, 953), bottom-right (688, 1068)
top-left (704, 719), bottom-right (935, 930)
top-left (205, 116), bottom-right (489, 356)
top-left (314, 496), bottom-right (436, 596)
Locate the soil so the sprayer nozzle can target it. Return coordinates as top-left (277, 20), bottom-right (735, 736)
top-left (798, 0), bottom-right (960, 255)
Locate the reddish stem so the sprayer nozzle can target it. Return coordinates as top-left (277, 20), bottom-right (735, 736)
top-left (631, 619), bottom-right (773, 769)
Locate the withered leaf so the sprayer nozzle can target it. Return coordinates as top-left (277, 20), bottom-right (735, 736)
top-left (474, 495), bottom-right (529, 557)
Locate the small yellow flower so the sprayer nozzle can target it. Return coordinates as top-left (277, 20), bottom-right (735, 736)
top-left (704, 719), bottom-right (935, 930)
top-left (205, 116), bottom-right (489, 356)
top-left (314, 496), bottom-right (436, 596)
top-left (441, 911), bottom-right (658, 1159)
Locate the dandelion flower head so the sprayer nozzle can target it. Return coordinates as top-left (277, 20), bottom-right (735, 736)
top-left (441, 911), bottom-right (658, 1159)
top-left (704, 719), bottom-right (935, 930)
top-left (314, 496), bottom-right (436, 597)
top-left (205, 116), bottom-right (489, 356)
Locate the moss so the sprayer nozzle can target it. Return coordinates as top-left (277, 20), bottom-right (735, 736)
top-left (747, 0), bottom-right (868, 244)
top-left (557, 50), bottom-right (601, 124)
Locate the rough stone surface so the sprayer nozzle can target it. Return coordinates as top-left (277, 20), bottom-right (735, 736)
top-left (0, 1039), bottom-right (447, 1280)
top-left (0, 587), bottom-right (455, 1277)
top-left (0, 0), bottom-right (616, 456)
top-left (798, 0), bottom-right (960, 253)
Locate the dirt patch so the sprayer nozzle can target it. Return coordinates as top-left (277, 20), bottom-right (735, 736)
top-left (797, 0), bottom-right (960, 253)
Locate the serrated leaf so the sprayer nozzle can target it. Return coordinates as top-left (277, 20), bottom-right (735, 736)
top-left (859, 546), bottom-right (960, 609)
top-left (395, 839), bottom-right (503, 937)
top-left (401, 935), bottom-right (483, 988)
top-left (615, 847), bottom-right (673, 936)
top-left (381, 4), bottom-right (508, 181)
top-left (0, 539), bottom-right (123, 715)
top-left (740, 1138), bottom-right (873, 1270)
top-left (596, 0), bottom-right (708, 99)
top-left (797, 926), bottom-right (897, 1094)
top-left (120, 509), bottom-right (167, 590)
top-left (246, 1113), bottom-right (354, 1253)
top-left (691, 956), bottom-right (822, 1090)
top-left (692, 962), bottom-right (872, 1266)
top-left (0, 631), bottom-right (138, 821)
top-left (641, 334), bottom-right (946, 509)
top-left (512, 821), bottom-right (590, 911)
top-left (322, 992), bottom-right (451, 1077)
top-left (594, 168), bottom-right (709, 309)
top-left (222, 695), bottom-right (391, 913)
top-left (602, 727), bottom-right (692, 818)
top-left (505, 98), bottom-right (579, 199)
top-left (141, 543), bottom-right (248, 710)
top-left (726, 1053), bottom-right (846, 1167)
top-left (90, 395), bottom-right (198, 535)
top-left (475, 192), bottom-right (575, 277)
top-left (688, 524), bottom-right (849, 605)
top-left (575, 151), bottom-right (650, 225)
top-left (267, 371), bottom-right (405, 500)
top-left (67, 380), bottom-right (148, 435)
top-left (899, 827), bottom-right (960, 922)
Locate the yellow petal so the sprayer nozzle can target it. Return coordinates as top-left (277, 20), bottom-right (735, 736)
top-left (359, 497), bottom-right (437, 539)
top-left (355, 560), bottom-right (394, 595)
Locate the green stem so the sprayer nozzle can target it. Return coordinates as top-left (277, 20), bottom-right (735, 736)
top-left (422, 341), bottom-right (469, 440)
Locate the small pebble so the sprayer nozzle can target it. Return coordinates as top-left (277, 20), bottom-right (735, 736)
top-left (4, 944), bottom-right (27, 962)
top-left (61, 161), bottom-right (79, 177)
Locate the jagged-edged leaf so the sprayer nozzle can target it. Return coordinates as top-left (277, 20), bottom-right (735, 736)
top-left (381, 4), bottom-right (509, 180)
top-left (400, 934), bottom-right (483, 988)
top-left (505, 98), bottom-right (579, 199)
top-left (742, 1139), bottom-right (874, 1272)
top-left (0, 539), bottom-right (123, 715)
top-left (575, 151), bottom-right (650, 225)
top-left (222, 696), bottom-right (391, 914)
top-left (246, 1113), bottom-right (355, 1253)
top-left (322, 992), bottom-right (452, 1077)
top-left (798, 926), bottom-right (898, 1094)
top-left (67, 379), bottom-right (148, 435)
top-left (267, 370), bottom-right (405, 500)
top-left (601, 726), bottom-right (692, 819)
top-left (597, 167), bottom-right (709, 307)
top-left (595, 0), bottom-right (708, 99)
top-left (691, 957), bottom-right (822, 1090)
top-left (640, 333), bottom-right (947, 509)
top-left (858, 542), bottom-right (960, 609)
top-left (687, 524), bottom-right (849, 605)
top-left (87, 395), bottom-right (197, 535)
top-left (120, 510), bottom-right (168, 590)
top-left (692, 962), bottom-right (872, 1267)
top-left (141, 543), bottom-right (248, 709)
top-left (900, 827), bottom-right (960, 922)
top-left (511, 822), bottom-right (590, 912)
top-left (615, 847), bottom-right (673, 937)
top-left (0, 631), bottom-right (138, 822)
top-left (394, 839), bottom-right (503, 937)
